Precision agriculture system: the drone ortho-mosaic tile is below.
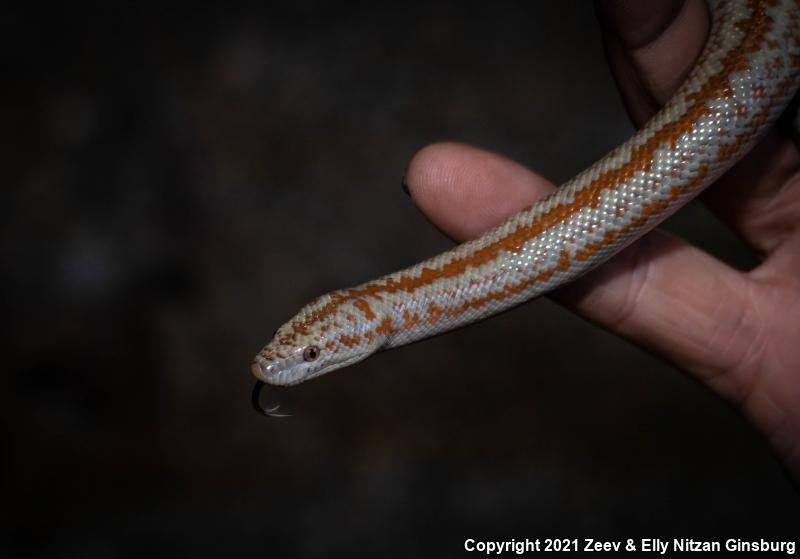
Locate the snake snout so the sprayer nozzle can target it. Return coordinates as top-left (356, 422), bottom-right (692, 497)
top-left (251, 359), bottom-right (279, 382)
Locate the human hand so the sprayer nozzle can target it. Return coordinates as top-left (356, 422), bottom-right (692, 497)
top-left (402, 0), bottom-right (800, 481)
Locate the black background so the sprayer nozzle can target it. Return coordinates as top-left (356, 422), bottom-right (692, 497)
top-left (3, 1), bottom-right (798, 557)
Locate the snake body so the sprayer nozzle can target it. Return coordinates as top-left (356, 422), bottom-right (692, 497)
top-left (253, 0), bottom-right (800, 387)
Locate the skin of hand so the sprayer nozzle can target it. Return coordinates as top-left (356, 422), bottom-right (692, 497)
top-left (402, 0), bottom-right (800, 482)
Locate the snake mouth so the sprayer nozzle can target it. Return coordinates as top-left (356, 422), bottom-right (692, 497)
top-left (251, 358), bottom-right (287, 383)
top-left (251, 360), bottom-right (266, 382)
top-left (251, 357), bottom-right (301, 386)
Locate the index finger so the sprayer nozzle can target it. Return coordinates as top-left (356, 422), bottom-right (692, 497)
top-left (597, 0), bottom-right (710, 125)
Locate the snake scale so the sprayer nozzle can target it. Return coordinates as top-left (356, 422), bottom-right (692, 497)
top-left (252, 0), bottom-right (800, 390)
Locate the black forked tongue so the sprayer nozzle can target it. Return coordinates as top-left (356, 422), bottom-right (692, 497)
top-left (251, 381), bottom-right (292, 418)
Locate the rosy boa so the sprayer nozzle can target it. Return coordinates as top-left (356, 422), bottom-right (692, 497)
top-left (252, 0), bottom-right (800, 390)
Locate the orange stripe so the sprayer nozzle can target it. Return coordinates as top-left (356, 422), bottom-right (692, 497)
top-left (375, 316), bottom-right (394, 335)
top-left (339, 334), bottom-right (361, 348)
top-left (353, 298), bottom-right (376, 320)
top-left (402, 310), bottom-right (421, 330)
top-left (433, 250), bottom-right (572, 323)
top-left (425, 302), bottom-right (444, 324)
top-left (411, 49), bottom-right (800, 326)
top-left (293, 1), bottom-right (772, 332)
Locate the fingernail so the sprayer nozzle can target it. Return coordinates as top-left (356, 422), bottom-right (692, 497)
top-left (401, 176), bottom-right (410, 196)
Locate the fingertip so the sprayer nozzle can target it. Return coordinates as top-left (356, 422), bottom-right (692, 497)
top-left (599, 0), bottom-right (709, 119)
top-left (404, 142), bottom-right (554, 242)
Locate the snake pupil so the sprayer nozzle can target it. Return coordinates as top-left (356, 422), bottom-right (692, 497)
top-left (303, 346), bottom-right (319, 361)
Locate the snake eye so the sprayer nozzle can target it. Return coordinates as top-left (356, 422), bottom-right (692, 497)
top-left (303, 345), bottom-right (320, 362)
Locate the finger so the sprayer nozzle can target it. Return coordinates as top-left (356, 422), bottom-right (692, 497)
top-left (553, 232), bottom-right (755, 398)
top-left (597, 0), bottom-right (709, 125)
top-left (598, 0), bottom-right (800, 256)
top-left (703, 131), bottom-right (800, 257)
top-left (403, 142), bottom-right (555, 239)
top-left (405, 142), bottom-right (757, 392)
top-left (758, 226), bottom-right (800, 279)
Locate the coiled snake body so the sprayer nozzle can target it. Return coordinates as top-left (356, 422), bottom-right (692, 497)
top-left (253, 0), bottom-right (800, 388)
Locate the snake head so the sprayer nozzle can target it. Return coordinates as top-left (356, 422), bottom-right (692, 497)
top-left (251, 292), bottom-right (387, 386)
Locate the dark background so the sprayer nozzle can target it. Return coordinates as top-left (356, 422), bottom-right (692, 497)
top-left (3, 2), bottom-right (798, 557)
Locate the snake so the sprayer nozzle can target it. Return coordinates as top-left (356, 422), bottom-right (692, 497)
top-left (251, 0), bottom-right (800, 404)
